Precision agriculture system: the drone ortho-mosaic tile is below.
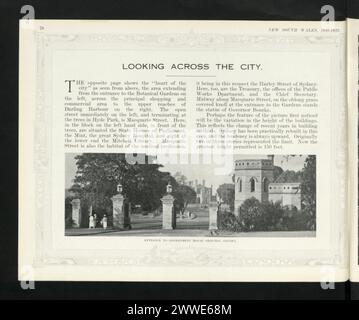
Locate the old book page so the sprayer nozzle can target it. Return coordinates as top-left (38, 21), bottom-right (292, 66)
top-left (19, 20), bottom-right (347, 281)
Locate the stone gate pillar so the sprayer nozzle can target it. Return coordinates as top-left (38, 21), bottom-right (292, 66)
top-left (161, 194), bottom-right (175, 230)
top-left (71, 199), bottom-right (81, 227)
top-left (111, 193), bottom-right (131, 229)
top-left (209, 201), bottom-right (219, 232)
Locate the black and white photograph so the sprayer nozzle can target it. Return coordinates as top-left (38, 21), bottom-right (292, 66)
top-left (65, 153), bottom-right (316, 237)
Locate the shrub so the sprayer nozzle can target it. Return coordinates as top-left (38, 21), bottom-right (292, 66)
top-left (238, 197), bottom-right (265, 231)
top-left (284, 207), bottom-right (312, 231)
top-left (65, 215), bottom-right (74, 228)
top-left (261, 201), bottom-right (286, 231)
top-left (218, 197), bottom-right (314, 233)
top-left (65, 197), bottom-right (74, 228)
top-left (218, 210), bottom-right (242, 232)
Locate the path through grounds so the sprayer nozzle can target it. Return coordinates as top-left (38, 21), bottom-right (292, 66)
top-left (65, 204), bottom-right (315, 237)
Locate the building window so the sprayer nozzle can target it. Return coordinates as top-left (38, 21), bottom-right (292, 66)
top-left (263, 178), bottom-right (269, 192)
top-left (250, 178), bottom-right (255, 192)
top-left (239, 179), bottom-right (242, 192)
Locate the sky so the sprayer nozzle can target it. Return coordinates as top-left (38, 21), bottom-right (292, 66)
top-left (65, 153), bottom-right (307, 192)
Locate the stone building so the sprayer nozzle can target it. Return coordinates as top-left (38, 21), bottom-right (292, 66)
top-left (234, 155), bottom-right (301, 215)
top-left (189, 179), bottom-right (214, 205)
top-left (268, 182), bottom-right (301, 209)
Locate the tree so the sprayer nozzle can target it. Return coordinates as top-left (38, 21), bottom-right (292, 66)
top-left (173, 185), bottom-right (197, 214)
top-left (274, 170), bottom-right (302, 183)
top-left (65, 195), bottom-right (74, 227)
top-left (70, 153), bottom-right (174, 217)
top-left (273, 165), bottom-right (284, 181)
top-left (300, 155), bottom-right (316, 230)
top-left (239, 197), bottom-right (263, 231)
top-left (173, 171), bottom-right (187, 185)
top-left (260, 201), bottom-right (285, 231)
top-left (217, 183), bottom-right (235, 209)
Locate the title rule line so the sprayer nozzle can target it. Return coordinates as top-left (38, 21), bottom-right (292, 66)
top-left (165, 75), bottom-right (217, 78)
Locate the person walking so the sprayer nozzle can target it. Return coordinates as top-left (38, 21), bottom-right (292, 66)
top-left (102, 215), bottom-right (108, 230)
top-left (93, 213), bottom-right (97, 228)
top-left (89, 215), bottom-right (95, 229)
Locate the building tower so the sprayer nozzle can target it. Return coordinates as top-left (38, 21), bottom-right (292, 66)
top-left (234, 158), bottom-right (274, 216)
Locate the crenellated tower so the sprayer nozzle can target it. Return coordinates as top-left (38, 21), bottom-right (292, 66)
top-left (234, 156), bottom-right (274, 216)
